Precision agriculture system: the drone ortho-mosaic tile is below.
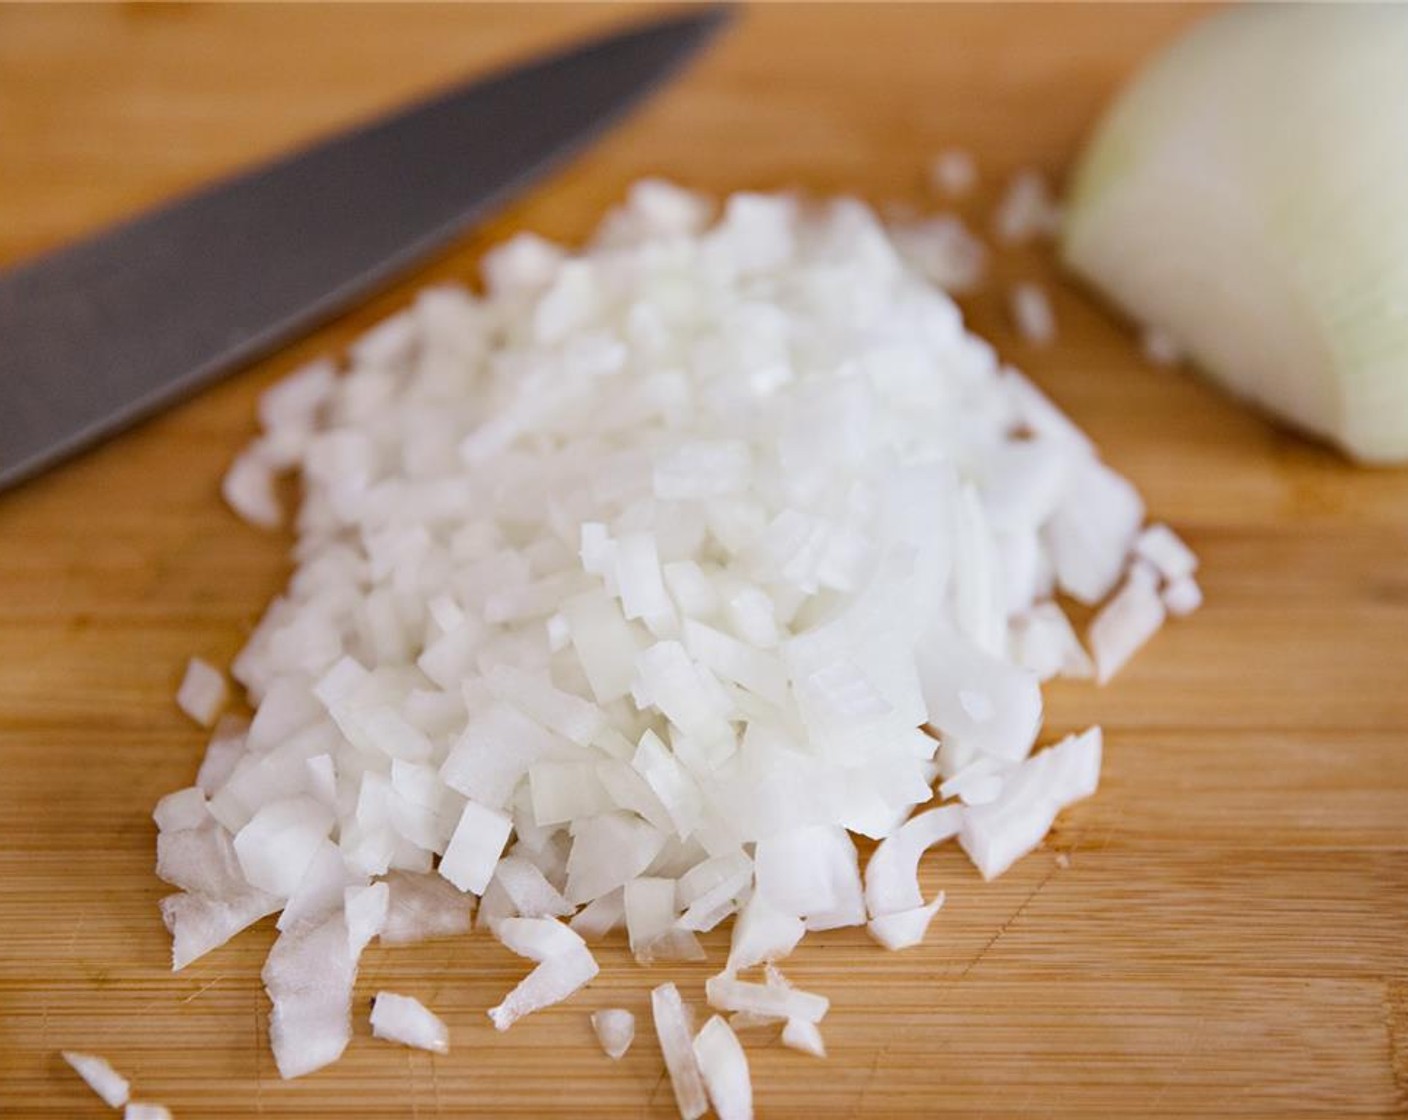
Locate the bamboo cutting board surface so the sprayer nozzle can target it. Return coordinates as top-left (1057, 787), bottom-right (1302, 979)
top-left (2, 5), bottom-right (1406, 1117)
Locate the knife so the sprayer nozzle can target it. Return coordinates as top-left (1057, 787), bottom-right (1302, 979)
top-left (0, 7), bottom-right (730, 492)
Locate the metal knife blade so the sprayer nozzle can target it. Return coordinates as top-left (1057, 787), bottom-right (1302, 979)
top-left (0, 7), bottom-right (729, 492)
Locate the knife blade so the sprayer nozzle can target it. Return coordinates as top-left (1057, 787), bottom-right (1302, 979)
top-left (0, 7), bottom-right (729, 492)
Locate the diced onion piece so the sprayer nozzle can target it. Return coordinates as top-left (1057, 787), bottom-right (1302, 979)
top-left (592, 1008), bottom-right (635, 1060)
top-left (370, 992), bottom-right (450, 1054)
top-left (263, 913), bottom-right (357, 1079)
top-left (439, 801), bottom-right (512, 895)
top-left (277, 839), bottom-right (352, 931)
top-left (153, 787), bottom-right (209, 833)
top-left (62, 1051), bottom-right (130, 1108)
top-left (960, 727), bottom-right (1102, 880)
top-left (488, 918), bottom-right (599, 1031)
top-left (379, 871), bottom-right (473, 945)
top-left (754, 825), bottom-right (862, 928)
top-left (693, 1016), bottom-right (753, 1120)
top-left (345, 882), bottom-right (390, 957)
top-left (781, 1017), bottom-right (827, 1058)
top-left (863, 805), bottom-right (961, 918)
top-left (866, 892), bottom-right (946, 950)
top-left (651, 982), bottom-right (710, 1120)
top-left (1088, 571), bottom-right (1167, 684)
top-left (1163, 574), bottom-right (1203, 617)
top-left (726, 893), bottom-right (806, 974)
top-left (232, 797), bottom-right (335, 899)
top-left (177, 657), bottom-right (228, 728)
top-left (624, 877), bottom-right (704, 963)
top-left (491, 855), bottom-right (574, 920)
top-left (570, 888), bottom-right (626, 940)
top-left (1134, 523), bottom-right (1198, 583)
top-left (125, 1104), bottom-right (173, 1120)
top-left (891, 216), bottom-right (988, 294)
top-left (1044, 457), bottom-right (1145, 605)
top-left (928, 148), bottom-right (978, 198)
top-left (1009, 281), bottom-right (1057, 347)
top-left (565, 813), bottom-right (666, 905)
top-left (704, 975), bottom-right (829, 1024)
top-left (994, 169), bottom-right (1061, 245)
top-left (222, 451), bottom-right (282, 529)
top-left (161, 887), bottom-right (280, 971)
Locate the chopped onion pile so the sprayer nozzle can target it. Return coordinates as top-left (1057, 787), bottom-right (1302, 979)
top-left (155, 179), bottom-right (1198, 1105)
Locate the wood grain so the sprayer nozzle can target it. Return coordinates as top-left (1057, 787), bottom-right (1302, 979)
top-left (2, 4), bottom-right (1406, 1118)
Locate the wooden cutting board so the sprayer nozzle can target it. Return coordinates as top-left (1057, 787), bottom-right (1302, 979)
top-left (2, 5), bottom-right (1405, 1117)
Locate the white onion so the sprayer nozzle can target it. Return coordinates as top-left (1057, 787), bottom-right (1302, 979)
top-left (693, 1016), bottom-right (753, 1120)
top-left (928, 148), bottom-right (978, 199)
top-left (156, 179), bottom-right (1197, 1091)
top-left (725, 892), bottom-right (806, 974)
top-left (863, 805), bottom-right (961, 918)
top-left (1088, 570), bottom-right (1167, 685)
top-left (1162, 574), bottom-right (1203, 618)
top-left (1009, 281), bottom-right (1057, 347)
top-left (125, 1104), bottom-right (173, 1120)
top-left (1062, 5), bottom-right (1408, 463)
top-left (488, 918), bottom-right (599, 1031)
top-left (62, 1051), bottom-right (130, 1108)
top-left (705, 975), bottom-right (829, 1024)
top-left (263, 913), bottom-right (357, 1079)
top-left (370, 992), bottom-right (450, 1054)
top-left (994, 169), bottom-right (1061, 245)
top-left (624, 876), bottom-right (703, 963)
top-left (780, 1017), bottom-right (827, 1058)
top-left (377, 871), bottom-right (473, 944)
top-left (960, 727), bottom-right (1102, 881)
top-left (652, 982), bottom-right (709, 1120)
top-left (592, 1008), bottom-right (635, 1060)
top-left (1133, 523), bottom-right (1198, 583)
top-left (867, 893), bottom-right (946, 951)
top-left (438, 801), bottom-right (512, 895)
top-left (345, 881), bottom-right (389, 956)
top-left (176, 657), bottom-right (228, 728)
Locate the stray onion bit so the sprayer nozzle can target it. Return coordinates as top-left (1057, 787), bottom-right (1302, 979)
top-left (781, 1017), bottom-right (827, 1058)
top-left (928, 147), bottom-right (978, 199)
top-left (1009, 281), bottom-right (1057, 347)
top-left (488, 918), bottom-right (599, 1031)
top-left (705, 975), bottom-right (829, 1025)
top-left (863, 805), bottom-right (961, 919)
top-left (370, 992), bottom-right (450, 1054)
top-left (176, 657), bottom-right (227, 728)
top-left (1163, 574), bottom-right (1203, 618)
top-left (125, 1104), bottom-right (174, 1120)
top-left (591, 1008), bottom-right (635, 1060)
top-left (890, 215), bottom-right (988, 294)
top-left (994, 168), bottom-right (1062, 245)
top-left (866, 893), bottom-right (946, 951)
top-left (693, 1016), bottom-right (754, 1120)
top-left (62, 1050), bottom-right (130, 1108)
top-left (157, 179), bottom-right (1197, 1086)
top-left (652, 982), bottom-right (709, 1120)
